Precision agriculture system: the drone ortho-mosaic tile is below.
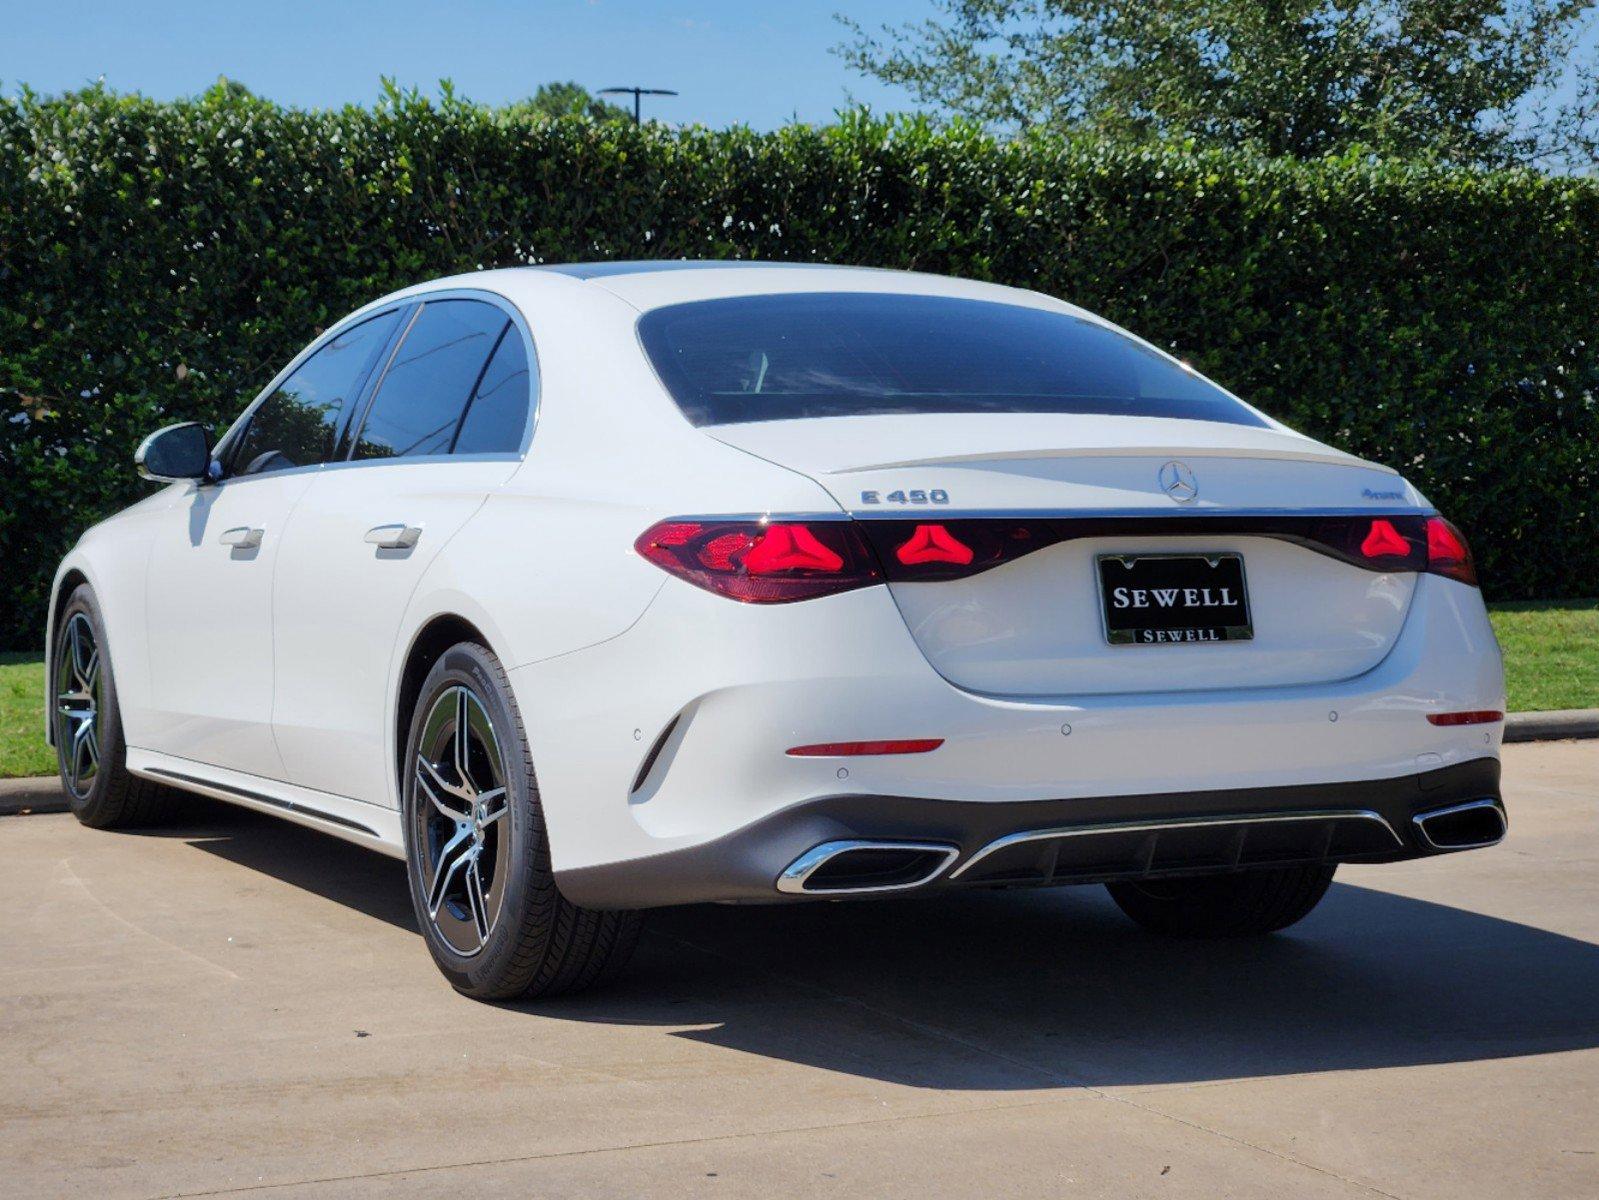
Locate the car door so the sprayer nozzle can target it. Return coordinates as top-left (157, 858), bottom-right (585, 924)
top-left (141, 307), bottom-right (404, 778)
top-left (271, 295), bottom-right (535, 806)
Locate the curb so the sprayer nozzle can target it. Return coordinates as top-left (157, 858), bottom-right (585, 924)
top-left (0, 776), bottom-right (67, 816)
top-left (1504, 709), bottom-right (1599, 744)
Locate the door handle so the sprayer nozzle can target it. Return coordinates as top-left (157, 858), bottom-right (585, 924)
top-left (219, 526), bottom-right (264, 549)
top-left (364, 524), bottom-right (422, 550)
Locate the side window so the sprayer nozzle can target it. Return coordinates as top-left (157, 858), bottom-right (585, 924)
top-left (453, 325), bottom-right (533, 454)
top-left (231, 309), bottom-right (400, 476)
top-left (350, 300), bottom-right (506, 460)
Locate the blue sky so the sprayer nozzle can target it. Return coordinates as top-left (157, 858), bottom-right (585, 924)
top-left (7, 2), bottom-right (1592, 135)
top-left (0, 0), bottom-right (930, 129)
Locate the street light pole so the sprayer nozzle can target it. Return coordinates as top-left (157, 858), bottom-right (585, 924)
top-left (598, 86), bottom-right (678, 125)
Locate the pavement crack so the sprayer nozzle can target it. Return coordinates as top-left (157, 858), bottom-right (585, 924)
top-left (154, 1095), bottom-right (1083, 1198)
top-left (57, 857), bottom-right (241, 981)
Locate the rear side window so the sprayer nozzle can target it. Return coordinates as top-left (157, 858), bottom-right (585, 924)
top-left (351, 299), bottom-right (508, 460)
top-left (453, 326), bottom-right (533, 454)
top-left (231, 309), bottom-right (400, 475)
top-left (637, 293), bottom-right (1267, 428)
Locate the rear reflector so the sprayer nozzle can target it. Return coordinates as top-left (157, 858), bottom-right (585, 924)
top-left (1426, 711), bottom-right (1504, 726)
top-left (787, 739), bottom-right (944, 757)
top-left (636, 519), bottom-right (881, 603)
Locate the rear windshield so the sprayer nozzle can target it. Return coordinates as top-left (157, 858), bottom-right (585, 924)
top-left (637, 292), bottom-right (1266, 428)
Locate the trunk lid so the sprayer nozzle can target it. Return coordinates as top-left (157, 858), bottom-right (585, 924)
top-left (711, 415), bottom-right (1425, 696)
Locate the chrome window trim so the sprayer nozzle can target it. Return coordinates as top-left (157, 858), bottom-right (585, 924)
top-left (213, 285), bottom-right (542, 479)
top-left (211, 302), bottom-right (410, 473)
top-left (949, 809), bottom-right (1403, 879)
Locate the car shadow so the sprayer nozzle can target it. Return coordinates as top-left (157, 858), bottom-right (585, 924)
top-left (171, 803), bottom-right (1599, 1090)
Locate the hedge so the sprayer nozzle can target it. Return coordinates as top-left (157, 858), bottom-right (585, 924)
top-left (3, 85), bottom-right (1597, 649)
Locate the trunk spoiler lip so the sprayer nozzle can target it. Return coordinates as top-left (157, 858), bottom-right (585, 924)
top-left (814, 445), bottom-right (1389, 474)
top-left (651, 506), bottom-right (1438, 523)
top-left (847, 505), bottom-right (1437, 521)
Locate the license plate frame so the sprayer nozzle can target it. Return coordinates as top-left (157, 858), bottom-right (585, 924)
top-left (1096, 552), bottom-right (1254, 646)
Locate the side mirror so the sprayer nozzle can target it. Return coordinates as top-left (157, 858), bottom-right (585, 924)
top-left (135, 422), bottom-right (214, 483)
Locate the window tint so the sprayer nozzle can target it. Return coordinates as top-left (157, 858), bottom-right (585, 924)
top-left (231, 309), bottom-right (400, 475)
top-left (453, 326), bottom-right (533, 454)
top-left (637, 293), bottom-right (1267, 428)
top-left (351, 300), bottom-right (506, 460)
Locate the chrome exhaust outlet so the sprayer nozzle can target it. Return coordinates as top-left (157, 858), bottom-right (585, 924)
top-left (1413, 799), bottom-right (1507, 852)
top-left (776, 840), bottom-right (959, 895)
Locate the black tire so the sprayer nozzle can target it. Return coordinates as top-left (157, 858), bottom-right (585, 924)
top-left (1106, 864), bottom-right (1336, 937)
top-left (401, 640), bottom-right (641, 1000)
top-left (52, 584), bottom-right (182, 829)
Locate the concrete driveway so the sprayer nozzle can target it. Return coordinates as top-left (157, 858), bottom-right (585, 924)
top-left (2, 742), bottom-right (1595, 1199)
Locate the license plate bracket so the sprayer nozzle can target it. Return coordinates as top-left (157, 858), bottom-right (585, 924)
top-left (1097, 553), bottom-right (1253, 646)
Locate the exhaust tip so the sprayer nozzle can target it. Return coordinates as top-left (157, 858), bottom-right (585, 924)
top-left (1413, 799), bottom-right (1506, 852)
top-left (777, 840), bottom-right (958, 895)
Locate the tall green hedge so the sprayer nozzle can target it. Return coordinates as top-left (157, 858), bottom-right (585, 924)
top-left (3, 85), bottom-right (1597, 649)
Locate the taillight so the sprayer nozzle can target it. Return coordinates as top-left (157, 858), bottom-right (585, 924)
top-left (635, 519), bottom-right (882, 603)
top-left (638, 512), bottom-right (1479, 599)
top-left (870, 520), bottom-right (1062, 581)
top-left (895, 524), bottom-right (974, 567)
top-left (1360, 518), bottom-right (1412, 560)
top-left (1425, 517), bottom-right (1477, 586)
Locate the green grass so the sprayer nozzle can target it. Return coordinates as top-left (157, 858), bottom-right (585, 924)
top-left (1, 652), bottom-right (54, 779)
top-left (1488, 599), bottom-right (1599, 714)
top-left (0, 599), bottom-right (1593, 778)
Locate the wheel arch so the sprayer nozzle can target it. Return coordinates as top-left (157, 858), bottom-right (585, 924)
top-left (392, 611), bottom-right (501, 809)
top-left (44, 564), bottom-right (94, 747)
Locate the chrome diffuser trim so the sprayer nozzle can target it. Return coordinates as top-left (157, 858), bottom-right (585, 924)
top-left (776, 839), bottom-right (960, 895)
top-left (950, 808), bottom-right (1403, 879)
top-left (1412, 798), bottom-right (1507, 852)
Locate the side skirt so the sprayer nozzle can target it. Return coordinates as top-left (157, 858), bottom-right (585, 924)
top-left (125, 748), bottom-right (406, 859)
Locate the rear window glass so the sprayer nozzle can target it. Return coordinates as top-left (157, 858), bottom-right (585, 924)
top-left (637, 293), bottom-right (1266, 428)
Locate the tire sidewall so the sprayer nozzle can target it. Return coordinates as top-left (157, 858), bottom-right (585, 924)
top-left (401, 642), bottom-right (544, 993)
top-left (54, 585), bottom-right (127, 821)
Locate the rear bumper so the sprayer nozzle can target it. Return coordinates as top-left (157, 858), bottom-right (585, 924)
top-left (516, 564), bottom-right (1504, 895)
top-left (556, 757), bottom-right (1503, 908)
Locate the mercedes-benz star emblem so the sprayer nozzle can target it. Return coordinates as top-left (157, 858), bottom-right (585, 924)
top-left (1158, 460), bottom-right (1198, 504)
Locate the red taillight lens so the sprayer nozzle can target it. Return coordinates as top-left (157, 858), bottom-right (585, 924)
top-left (787, 739), bottom-right (944, 756)
top-left (1360, 518), bottom-right (1412, 560)
top-left (895, 524), bottom-right (974, 566)
top-left (1425, 517), bottom-right (1476, 586)
top-left (635, 519), bottom-right (882, 603)
top-left (870, 519), bottom-right (1060, 581)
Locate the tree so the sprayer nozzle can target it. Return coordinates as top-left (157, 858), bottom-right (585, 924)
top-left (837, 1), bottom-right (1599, 168)
top-left (517, 81), bottom-right (631, 122)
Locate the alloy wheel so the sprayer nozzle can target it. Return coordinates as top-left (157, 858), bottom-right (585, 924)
top-left (54, 613), bottom-right (102, 799)
top-left (413, 686), bottom-right (511, 957)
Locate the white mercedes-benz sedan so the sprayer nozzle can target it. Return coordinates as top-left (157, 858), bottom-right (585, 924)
top-left (47, 261), bottom-right (1508, 998)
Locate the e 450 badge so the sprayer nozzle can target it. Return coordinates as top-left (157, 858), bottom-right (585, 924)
top-left (860, 488), bottom-right (950, 505)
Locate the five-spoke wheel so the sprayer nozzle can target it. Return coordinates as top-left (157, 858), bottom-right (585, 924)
top-left (52, 584), bottom-right (180, 828)
top-left (413, 686), bottom-right (511, 956)
top-left (54, 611), bottom-right (102, 799)
top-left (401, 641), bottom-right (641, 999)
